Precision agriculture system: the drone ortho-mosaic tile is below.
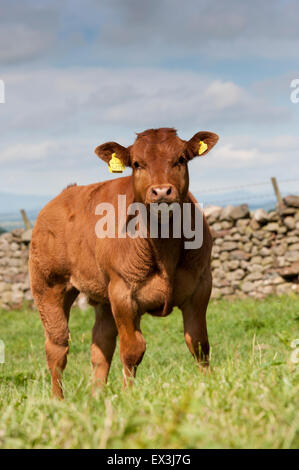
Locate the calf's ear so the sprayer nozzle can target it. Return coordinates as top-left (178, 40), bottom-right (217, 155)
top-left (94, 142), bottom-right (131, 166)
top-left (186, 131), bottom-right (219, 160)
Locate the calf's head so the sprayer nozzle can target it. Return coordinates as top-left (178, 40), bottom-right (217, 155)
top-left (95, 128), bottom-right (219, 205)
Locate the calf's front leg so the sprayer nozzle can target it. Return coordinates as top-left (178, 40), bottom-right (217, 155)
top-left (91, 303), bottom-right (118, 393)
top-left (108, 276), bottom-right (146, 388)
top-left (182, 272), bottom-right (212, 369)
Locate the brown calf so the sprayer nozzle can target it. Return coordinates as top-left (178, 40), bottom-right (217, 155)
top-left (29, 128), bottom-right (219, 398)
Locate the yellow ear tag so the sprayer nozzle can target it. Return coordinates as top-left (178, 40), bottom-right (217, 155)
top-left (198, 141), bottom-right (208, 155)
top-left (108, 153), bottom-right (125, 173)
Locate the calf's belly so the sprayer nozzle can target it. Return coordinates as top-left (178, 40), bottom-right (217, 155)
top-left (136, 272), bottom-right (194, 316)
top-left (69, 266), bottom-right (199, 315)
top-left (70, 266), bottom-right (109, 304)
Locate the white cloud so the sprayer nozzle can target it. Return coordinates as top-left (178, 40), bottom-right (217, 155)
top-left (0, 67), bottom-right (289, 139)
top-left (1, 0), bottom-right (299, 68)
top-left (97, 0), bottom-right (299, 61)
top-left (0, 1), bottom-right (59, 64)
top-left (0, 142), bottom-right (53, 164)
top-left (194, 134), bottom-right (299, 171)
top-left (212, 144), bottom-right (260, 166)
top-left (0, 25), bottom-right (54, 64)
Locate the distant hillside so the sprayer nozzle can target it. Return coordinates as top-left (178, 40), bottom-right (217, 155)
top-left (0, 192), bottom-right (53, 231)
top-left (0, 192), bottom-right (52, 213)
top-left (0, 208), bottom-right (42, 231)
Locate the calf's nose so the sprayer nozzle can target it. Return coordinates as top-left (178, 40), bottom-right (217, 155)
top-left (148, 184), bottom-right (177, 203)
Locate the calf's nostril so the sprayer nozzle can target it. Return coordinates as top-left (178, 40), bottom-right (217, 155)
top-left (149, 185), bottom-right (175, 201)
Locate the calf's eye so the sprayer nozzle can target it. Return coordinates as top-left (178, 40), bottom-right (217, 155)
top-left (133, 161), bottom-right (140, 169)
top-left (176, 156), bottom-right (185, 166)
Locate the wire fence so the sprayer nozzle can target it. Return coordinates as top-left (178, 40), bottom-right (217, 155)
top-left (198, 177), bottom-right (299, 194)
top-left (195, 177), bottom-right (299, 206)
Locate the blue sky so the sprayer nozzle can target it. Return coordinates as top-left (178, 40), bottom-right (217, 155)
top-left (0, 0), bottom-right (298, 205)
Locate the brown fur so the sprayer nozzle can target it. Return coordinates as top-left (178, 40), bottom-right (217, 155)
top-left (29, 128), bottom-right (219, 398)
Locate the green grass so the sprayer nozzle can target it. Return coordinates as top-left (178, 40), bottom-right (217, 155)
top-left (0, 295), bottom-right (298, 449)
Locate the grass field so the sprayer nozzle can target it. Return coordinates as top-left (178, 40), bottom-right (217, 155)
top-left (0, 295), bottom-right (298, 449)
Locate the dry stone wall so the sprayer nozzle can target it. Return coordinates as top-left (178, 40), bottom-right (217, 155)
top-left (0, 195), bottom-right (298, 310)
top-left (0, 228), bottom-right (32, 309)
top-left (207, 195), bottom-right (299, 299)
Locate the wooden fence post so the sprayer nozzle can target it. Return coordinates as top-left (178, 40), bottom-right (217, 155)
top-left (20, 209), bottom-right (32, 230)
top-left (271, 177), bottom-right (283, 205)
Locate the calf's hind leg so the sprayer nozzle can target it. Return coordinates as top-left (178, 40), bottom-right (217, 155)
top-left (36, 284), bottom-right (78, 398)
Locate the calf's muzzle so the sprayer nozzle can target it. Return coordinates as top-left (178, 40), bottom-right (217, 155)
top-left (146, 184), bottom-right (179, 204)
